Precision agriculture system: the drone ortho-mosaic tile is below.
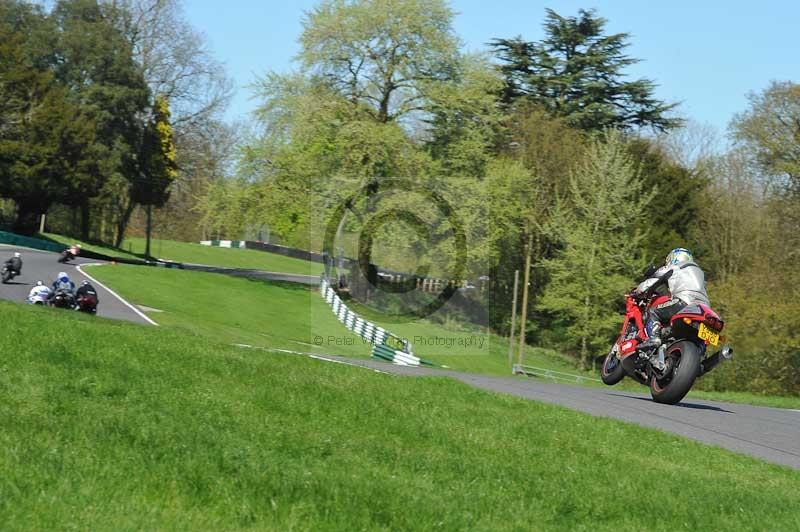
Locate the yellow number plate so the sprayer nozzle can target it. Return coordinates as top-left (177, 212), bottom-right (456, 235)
top-left (698, 323), bottom-right (720, 347)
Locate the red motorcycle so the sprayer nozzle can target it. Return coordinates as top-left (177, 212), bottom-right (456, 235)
top-left (76, 293), bottom-right (98, 314)
top-left (600, 268), bottom-right (732, 405)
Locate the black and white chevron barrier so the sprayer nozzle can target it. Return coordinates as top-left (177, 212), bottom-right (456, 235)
top-left (319, 278), bottom-right (435, 367)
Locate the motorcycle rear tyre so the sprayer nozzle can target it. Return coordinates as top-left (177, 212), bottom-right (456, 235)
top-left (649, 340), bottom-right (701, 405)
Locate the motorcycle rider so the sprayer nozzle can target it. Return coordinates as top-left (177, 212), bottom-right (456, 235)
top-left (50, 271), bottom-right (76, 300)
top-left (4, 252), bottom-right (22, 275)
top-left (76, 280), bottom-right (99, 303)
top-left (58, 244), bottom-right (81, 264)
top-left (27, 280), bottom-right (51, 304)
top-left (634, 248), bottom-right (710, 353)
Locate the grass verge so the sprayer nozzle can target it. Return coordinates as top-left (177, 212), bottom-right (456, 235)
top-left (40, 233), bottom-right (322, 275)
top-left (1, 300), bottom-right (798, 530)
top-left (86, 264), bottom-right (584, 376)
top-left (124, 237), bottom-right (322, 275)
top-left (39, 232), bottom-right (142, 261)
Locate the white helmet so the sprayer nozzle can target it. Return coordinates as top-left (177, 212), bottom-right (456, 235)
top-left (665, 248), bottom-right (694, 267)
top-left (14, 252), bottom-right (20, 258)
top-left (58, 272), bottom-right (70, 283)
top-left (36, 280), bottom-right (43, 286)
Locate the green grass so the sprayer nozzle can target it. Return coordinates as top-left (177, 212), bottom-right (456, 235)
top-left (124, 237), bottom-right (322, 275)
top-left (88, 264), bottom-right (366, 358)
top-left (1, 300), bottom-right (799, 530)
top-left (40, 232), bottom-right (322, 275)
top-left (86, 264), bottom-right (584, 377)
top-left (39, 232), bottom-right (142, 261)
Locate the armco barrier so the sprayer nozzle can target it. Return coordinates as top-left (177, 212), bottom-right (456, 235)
top-left (0, 231), bottom-right (64, 253)
top-left (201, 239), bottom-right (335, 265)
top-left (200, 239), bottom-right (246, 249)
top-left (200, 239), bottom-right (472, 293)
top-left (320, 277), bottom-right (435, 367)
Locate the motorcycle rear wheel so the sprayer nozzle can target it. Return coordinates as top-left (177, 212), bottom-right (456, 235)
top-left (649, 340), bottom-right (701, 405)
top-left (1, 269), bottom-right (11, 283)
top-left (600, 347), bottom-right (625, 385)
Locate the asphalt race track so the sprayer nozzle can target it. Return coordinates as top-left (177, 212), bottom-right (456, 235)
top-left (321, 355), bottom-right (800, 470)
top-left (0, 244), bottom-right (153, 326)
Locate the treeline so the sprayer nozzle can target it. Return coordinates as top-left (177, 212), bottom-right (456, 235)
top-left (0, 0), bottom-right (232, 245)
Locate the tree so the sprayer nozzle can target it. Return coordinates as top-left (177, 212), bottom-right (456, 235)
top-left (135, 95), bottom-right (177, 256)
top-left (491, 8), bottom-right (680, 132)
top-left (692, 149), bottom-right (771, 283)
top-left (135, 95), bottom-right (178, 206)
top-left (103, 0), bottom-right (233, 127)
top-left (731, 81), bottom-right (800, 187)
top-left (158, 117), bottom-right (240, 241)
top-left (0, 86), bottom-right (99, 234)
top-left (247, 69), bottom-right (435, 249)
top-left (625, 137), bottom-right (705, 263)
top-left (731, 81), bottom-right (800, 267)
top-left (707, 266), bottom-right (800, 396)
top-left (425, 54), bottom-right (506, 177)
top-left (93, 0), bottom-right (232, 244)
top-left (0, 0), bottom-right (101, 234)
top-left (484, 108), bottom-right (585, 358)
top-left (539, 130), bottom-right (653, 368)
top-left (654, 119), bottom-right (721, 173)
top-left (51, 0), bottom-right (151, 239)
top-left (299, 0), bottom-right (460, 124)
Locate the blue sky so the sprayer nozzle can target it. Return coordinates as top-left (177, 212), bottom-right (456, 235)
top-left (184, 0), bottom-right (799, 133)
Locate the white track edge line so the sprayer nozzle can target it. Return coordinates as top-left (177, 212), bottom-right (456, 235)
top-left (76, 264), bottom-right (158, 326)
top-left (233, 344), bottom-right (390, 375)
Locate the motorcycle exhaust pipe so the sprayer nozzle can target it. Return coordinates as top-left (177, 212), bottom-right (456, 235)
top-left (700, 346), bottom-right (733, 376)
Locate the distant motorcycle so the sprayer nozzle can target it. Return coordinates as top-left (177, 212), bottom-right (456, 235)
top-left (58, 250), bottom-right (75, 264)
top-left (1, 264), bottom-right (15, 283)
top-left (50, 290), bottom-right (76, 310)
top-left (76, 293), bottom-right (98, 314)
top-left (27, 293), bottom-right (49, 305)
top-left (57, 245), bottom-right (81, 264)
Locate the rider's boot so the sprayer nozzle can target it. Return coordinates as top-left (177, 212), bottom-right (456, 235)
top-left (637, 321), bottom-right (662, 353)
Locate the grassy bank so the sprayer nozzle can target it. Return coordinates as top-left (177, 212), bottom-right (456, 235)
top-left (86, 264), bottom-right (586, 376)
top-left (124, 237), bottom-right (321, 275)
top-left (39, 232), bottom-right (142, 261)
top-left (0, 300), bottom-right (798, 530)
top-left (40, 233), bottom-right (322, 275)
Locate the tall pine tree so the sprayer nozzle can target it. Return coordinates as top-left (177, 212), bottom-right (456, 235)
top-left (491, 9), bottom-right (680, 132)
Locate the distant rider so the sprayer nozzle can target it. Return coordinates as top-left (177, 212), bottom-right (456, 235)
top-left (4, 252), bottom-right (22, 274)
top-left (76, 280), bottom-right (98, 303)
top-left (59, 244), bottom-right (81, 264)
top-left (51, 271), bottom-right (76, 298)
top-left (634, 248), bottom-right (710, 351)
top-left (27, 280), bottom-right (51, 304)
